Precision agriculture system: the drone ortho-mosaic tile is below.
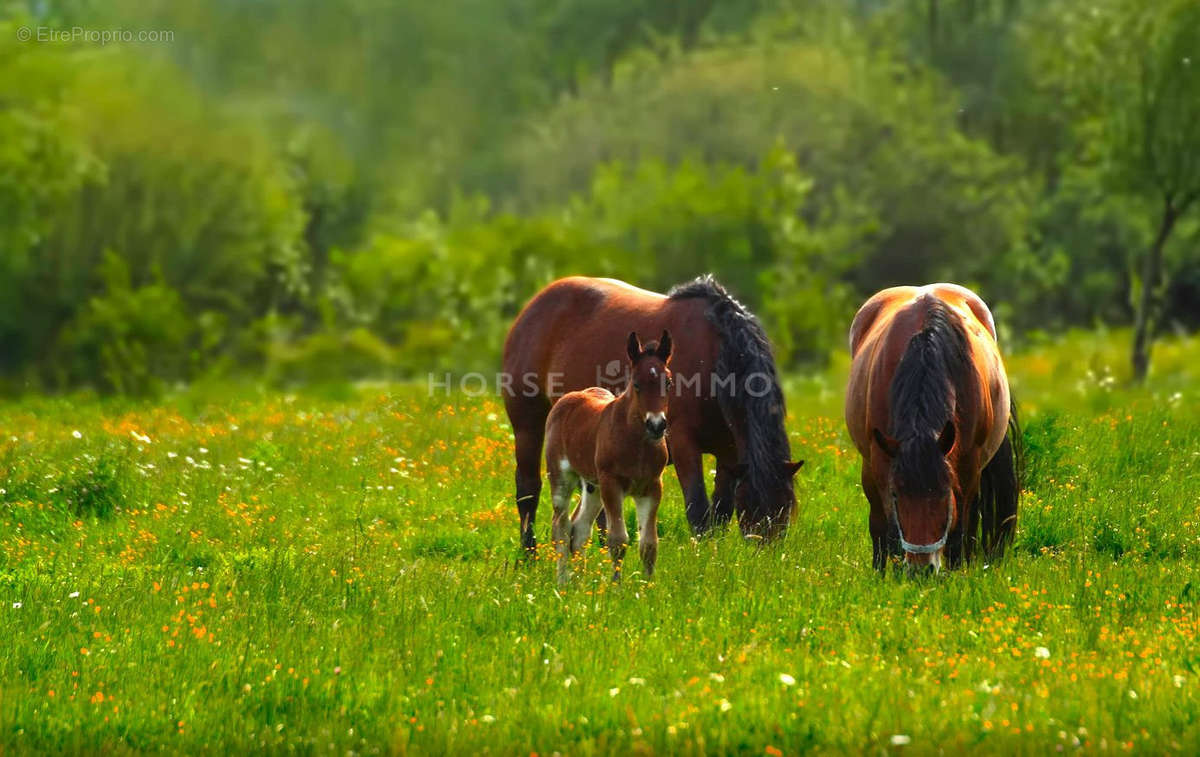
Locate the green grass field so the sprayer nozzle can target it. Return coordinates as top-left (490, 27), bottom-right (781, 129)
top-left (2, 330), bottom-right (1198, 754)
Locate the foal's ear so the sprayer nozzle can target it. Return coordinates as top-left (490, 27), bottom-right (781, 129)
top-left (784, 460), bottom-right (805, 477)
top-left (938, 419), bottom-right (956, 455)
top-left (656, 329), bottom-right (673, 361)
top-left (626, 331), bottom-right (643, 362)
top-left (872, 428), bottom-right (899, 458)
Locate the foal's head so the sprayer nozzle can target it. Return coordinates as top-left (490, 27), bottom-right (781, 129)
top-left (625, 330), bottom-right (673, 441)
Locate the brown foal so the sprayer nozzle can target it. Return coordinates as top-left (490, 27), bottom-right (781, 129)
top-left (543, 331), bottom-right (673, 584)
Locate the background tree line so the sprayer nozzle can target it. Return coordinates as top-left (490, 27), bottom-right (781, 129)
top-left (1, 0), bottom-right (1197, 394)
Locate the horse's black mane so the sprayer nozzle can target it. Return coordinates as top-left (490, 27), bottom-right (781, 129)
top-left (888, 300), bottom-right (970, 496)
top-left (668, 275), bottom-right (792, 514)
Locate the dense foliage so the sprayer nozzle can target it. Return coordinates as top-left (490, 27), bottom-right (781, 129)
top-left (1, 0), bottom-right (1197, 392)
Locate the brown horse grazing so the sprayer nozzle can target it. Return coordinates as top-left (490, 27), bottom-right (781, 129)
top-left (503, 276), bottom-right (803, 556)
top-left (544, 331), bottom-right (673, 583)
top-left (844, 284), bottom-right (1020, 573)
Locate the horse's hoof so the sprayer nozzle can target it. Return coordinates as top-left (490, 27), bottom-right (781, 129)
top-left (520, 533), bottom-right (538, 556)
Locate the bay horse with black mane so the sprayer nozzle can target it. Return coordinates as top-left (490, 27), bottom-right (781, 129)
top-left (504, 276), bottom-right (802, 556)
top-left (844, 284), bottom-right (1020, 573)
top-left (544, 331), bottom-right (673, 583)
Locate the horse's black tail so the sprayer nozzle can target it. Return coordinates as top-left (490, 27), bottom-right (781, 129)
top-left (978, 399), bottom-right (1022, 559)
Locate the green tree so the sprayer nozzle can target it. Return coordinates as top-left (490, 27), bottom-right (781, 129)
top-left (1049, 0), bottom-right (1200, 380)
top-left (505, 34), bottom-right (1031, 298)
top-left (0, 21), bottom-right (99, 381)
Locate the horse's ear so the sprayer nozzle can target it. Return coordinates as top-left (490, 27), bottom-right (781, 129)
top-left (784, 460), bottom-right (805, 477)
top-left (627, 331), bottom-right (642, 362)
top-left (938, 419), bottom-right (956, 455)
top-left (872, 428), bottom-right (899, 458)
top-left (656, 329), bottom-right (672, 361)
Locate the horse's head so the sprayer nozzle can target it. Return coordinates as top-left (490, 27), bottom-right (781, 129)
top-left (725, 459), bottom-right (805, 542)
top-left (872, 420), bottom-right (958, 570)
top-left (626, 330), bottom-right (673, 442)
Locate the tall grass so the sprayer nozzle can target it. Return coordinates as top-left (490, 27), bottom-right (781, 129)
top-left (0, 330), bottom-right (1197, 753)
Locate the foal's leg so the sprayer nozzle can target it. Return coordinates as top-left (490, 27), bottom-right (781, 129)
top-left (550, 471), bottom-right (577, 586)
top-left (598, 476), bottom-right (628, 581)
top-left (574, 485), bottom-right (607, 547)
top-left (635, 479), bottom-right (662, 578)
top-left (570, 481), bottom-right (603, 553)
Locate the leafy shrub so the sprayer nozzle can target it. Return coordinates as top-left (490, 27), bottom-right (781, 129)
top-left (52, 453), bottom-right (128, 519)
top-left (56, 252), bottom-right (194, 395)
top-left (506, 39), bottom-right (1033, 301)
top-left (266, 327), bottom-right (396, 385)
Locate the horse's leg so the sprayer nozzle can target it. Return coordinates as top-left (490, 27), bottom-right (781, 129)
top-left (711, 444), bottom-right (739, 527)
top-left (863, 467), bottom-right (890, 574)
top-left (550, 471), bottom-right (575, 585)
top-left (599, 475), bottom-right (628, 581)
top-left (963, 487), bottom-right (982, 566)
top-left (945, 513), bottom-right (966, 570)
top-left (671, 433), bottom-right (712, 536)
top-left (511, 409), bottom-right (547, 559)
top-left (570, 480), bottom-right (603, 553)
top-left (635, 480), bottom-right (662, 578)
top-left (953, 478), bottom-right (982, 568)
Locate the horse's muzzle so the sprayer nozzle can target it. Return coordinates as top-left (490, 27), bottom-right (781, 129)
top-left (740, 514), bottom-right (788, 544)
top-left (644, 414), bottom-right (667, 440)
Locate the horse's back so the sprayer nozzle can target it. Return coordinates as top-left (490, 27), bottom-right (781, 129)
top-left (846, 283), bottom-right (1008, 457)
top-left (848, 284), bottom-right (997, 358)
top-left (504, 277), bottom-right (718, 407)
top-left (504, 278), bottom-right (611, 375)
top-left (506, 278), bottom-right (665, 368)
